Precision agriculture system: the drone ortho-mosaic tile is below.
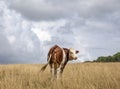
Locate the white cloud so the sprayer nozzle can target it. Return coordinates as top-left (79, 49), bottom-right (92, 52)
top-left (31, 28), bottom-right (51, 42)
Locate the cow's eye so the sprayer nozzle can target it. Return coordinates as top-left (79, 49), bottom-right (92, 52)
top-left (76, 50), bottom-right (79, 54)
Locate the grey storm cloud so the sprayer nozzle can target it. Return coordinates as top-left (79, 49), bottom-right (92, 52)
top-left (8, 0), bottom-right (120, 21)
top-left (0, 0), bottom-right (120, 64)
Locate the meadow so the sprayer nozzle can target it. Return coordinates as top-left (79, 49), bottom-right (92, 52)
top-left (0, 63), bottom-right (120, 89)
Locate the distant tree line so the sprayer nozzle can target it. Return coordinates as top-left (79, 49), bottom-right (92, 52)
top-left (93, 52), bottom-right (120, 62)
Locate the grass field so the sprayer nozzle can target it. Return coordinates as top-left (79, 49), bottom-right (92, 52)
top-left (0, 63), bottom-right (120, 89)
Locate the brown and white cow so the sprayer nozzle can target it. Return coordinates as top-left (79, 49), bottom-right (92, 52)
top-left (41, 45), bottom-right (79, 80)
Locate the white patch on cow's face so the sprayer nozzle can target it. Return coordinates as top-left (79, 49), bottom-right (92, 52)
top-left (69, 48), bottom-right (79, 60)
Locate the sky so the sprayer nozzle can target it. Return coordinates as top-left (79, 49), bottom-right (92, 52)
top-left (0, 0), bottom-right (120, 64)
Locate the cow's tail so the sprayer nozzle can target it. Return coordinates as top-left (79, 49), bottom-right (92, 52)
top-left (40, 54), bottom-right (51, 72)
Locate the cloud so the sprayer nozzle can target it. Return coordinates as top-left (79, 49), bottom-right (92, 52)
top-left (0, 0), bottom-right (120, 64)
top-left (31, 28), bottom-right (51, 42)
top-left (8, 0), bottom-right (120, 21)
top-left (0, 1), bottom-right (44, 64)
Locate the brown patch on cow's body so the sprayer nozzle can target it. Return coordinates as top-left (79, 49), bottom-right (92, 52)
top-left (48, 45), bottom-right (63, 66)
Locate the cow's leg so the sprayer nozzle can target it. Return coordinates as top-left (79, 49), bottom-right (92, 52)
top-left (57, 64), bottom-right (64, 79)
top-left (57, 68), bottom-right (62, 79)
top-left (51, 68), bottom-right (55, 81)
top-left (54, 63), bottom-right (58, 79)
top-left (50, 63), bottom-right (56, 81)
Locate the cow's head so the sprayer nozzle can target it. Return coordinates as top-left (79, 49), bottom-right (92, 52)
top-left (69, 48), bottom-right (79, 60)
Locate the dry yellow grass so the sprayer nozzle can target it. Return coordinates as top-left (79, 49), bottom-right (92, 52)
top-left (0, 63), bottom-right (120, 89)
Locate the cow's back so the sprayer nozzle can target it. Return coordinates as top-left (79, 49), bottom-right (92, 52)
top-left (48, 45), bottom-right (63, 65)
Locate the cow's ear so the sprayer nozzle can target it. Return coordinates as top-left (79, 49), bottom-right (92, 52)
top-left (76, 50), bottom-right (79, 54)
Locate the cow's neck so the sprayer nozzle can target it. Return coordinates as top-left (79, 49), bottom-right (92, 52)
top-left (63, 48), bottom-right (70, 63)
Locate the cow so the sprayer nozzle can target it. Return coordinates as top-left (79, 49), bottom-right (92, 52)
top-left (41, 45), bottom-right (79, 80)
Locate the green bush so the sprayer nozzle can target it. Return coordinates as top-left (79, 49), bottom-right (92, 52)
top-left (95, 52), bottom-right (120, 62)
